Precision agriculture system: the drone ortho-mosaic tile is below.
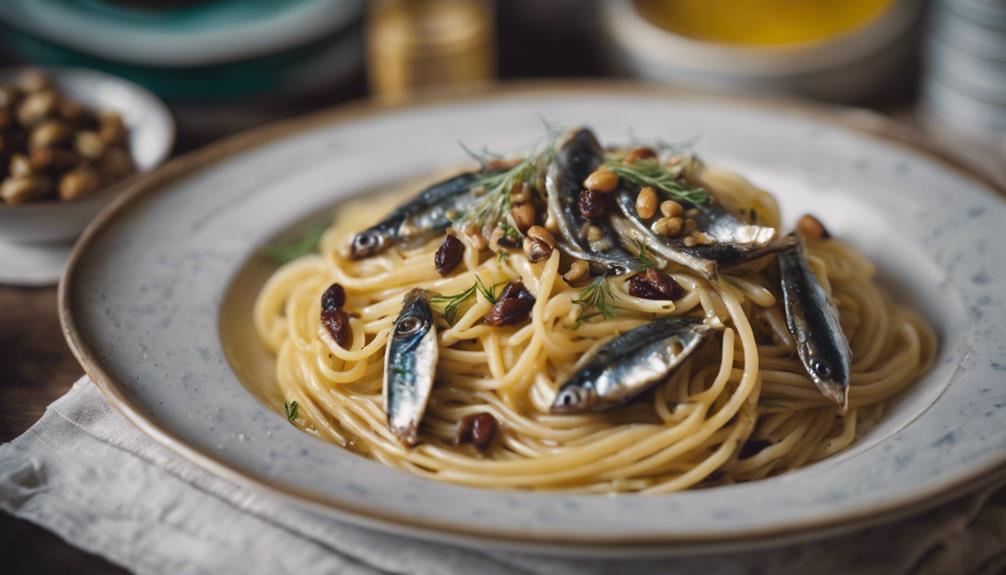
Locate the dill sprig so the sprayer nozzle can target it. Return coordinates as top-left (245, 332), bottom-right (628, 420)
top-left (572, 276), bottom-right (619, 326)
top-left (261, 223), bottom-right (327, 264)
top-left (283, 400), bottom-right (299, 422)
top-left (633, 239), bottom-right (656, 269)
top-left (430, 276), bottom-right (502, 323)
top-left (454, 124), bottom-right (562, 231)
top-left (603, 157), bottom-right (708, 206)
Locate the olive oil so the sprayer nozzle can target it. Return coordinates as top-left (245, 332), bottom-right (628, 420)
top-left (635, 0), bottom-right (894, 46)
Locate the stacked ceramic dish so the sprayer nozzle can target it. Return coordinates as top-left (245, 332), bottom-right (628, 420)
top-left (923, 0), bottom-right (1006, 139)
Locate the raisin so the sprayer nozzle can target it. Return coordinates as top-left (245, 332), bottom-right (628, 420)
top-left (321, 308), bottom-right (351, 347)
top-left (434, 234), bottom-right (464, 276)
top-left (578, 188), bottom-right (606, 220)
top-left (627, 268), bottom-right (682, 300)
top-left (456, 412), bottom-right (498, 450)
top-left (321, 282), bottom-right (345, 311)
top-left (483, 281), bottom-right (535, 326)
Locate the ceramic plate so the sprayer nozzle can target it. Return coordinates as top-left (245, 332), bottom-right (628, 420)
top-left (60, 85), bottom-right (1006, 554)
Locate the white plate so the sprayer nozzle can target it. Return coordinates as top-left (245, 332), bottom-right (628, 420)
top-left (60, 85), bottom-right (1006, 555)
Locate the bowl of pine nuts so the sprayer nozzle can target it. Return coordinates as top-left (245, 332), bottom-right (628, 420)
top-left (0, 67), bottom-right (174, 244)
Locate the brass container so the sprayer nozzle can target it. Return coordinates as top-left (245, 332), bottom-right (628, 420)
top-left (367, 0), bottom-right (495, 102)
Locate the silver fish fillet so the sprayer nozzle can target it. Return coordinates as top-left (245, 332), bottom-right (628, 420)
top-left (384, 288), bottom-right (439, 445)
top-left (546, 128), bottom-right (645, 276)
top-left (349, 172), bottom-right (487, 259)
top-left (614, 187), bottom-right (795, 280)
top-left (778, 236), bottom-right (852, 412)
top-left (551, 317), bottom-right (709, 413)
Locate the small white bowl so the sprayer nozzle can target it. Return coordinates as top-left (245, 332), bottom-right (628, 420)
top-left (601, 0), bottom-right (924, 103)
top-left (0, 67), bottom-right (174, 244)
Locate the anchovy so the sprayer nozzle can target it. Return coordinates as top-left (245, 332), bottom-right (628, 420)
top-left (546, 128), bottom-right (645, 276)
top-left (778, 236), bottom-right (851, 412)
top-left (350, 172), bottom-right (490, 259)
top-left (551, 317), bottom-right (709, 413)
top-left (384, 288), bottom-right (439, 445)
top-left (614, 187), bottom-right (795, 280)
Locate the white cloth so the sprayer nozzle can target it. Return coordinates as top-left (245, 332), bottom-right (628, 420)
top-left (1, 378), bottom-right (1004, 575)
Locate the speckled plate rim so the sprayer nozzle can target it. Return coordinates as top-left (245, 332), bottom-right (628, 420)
top-left (59, 82), bottom-right (1006, 555)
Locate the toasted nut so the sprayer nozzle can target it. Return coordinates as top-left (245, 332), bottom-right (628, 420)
top-left (683, 218), bottom-right (698, 235)
top-left (624, 147), bottom-right (657, 163)
top-left (1, 175), bottom-right (51, 204)
top-left (652, 216), bottom-right (683, 237)
top-left (59, 167), bottom-right (100, 201)
top-left (583, 168), bottom-right (619, 193)
top-left (489, 225), bottom-right (521, 253)
top-left (75, 130), bottom-right (105, 160)
top-left (635, 186), bottom-right (658, 219)
top-left (98, 147), bottom-right (134, 181)
top-left (510, 181), bottom-right (531, 204)
top-left (526, 225), bottom-right (555, 248)
top-left (434, 234), bottom-right (464, 276)
top-left (98, 112), bottom-right (127, 145)
top-left (585, 224), bottom-right (603, 242)
top-left (455, 412), bottom-right (498, 450)
top-left (523, 237), bottom-right (553, 263)
top-left (563, 260), bottom-right (590, 284)
top-left (29, 147), bottom-right (79, 172)
top-left (17, 90), bottom-right (57, 127)
top-left (683, 231), bottom-right (715, 247)
top-left (59, 98), bottom-right (86, 123)
top-left (29, 120), bottom-right (72, 149)
top-left (660, 200), bottom-right (684, 218)
top-left (18, 69), bottom-right (50, 93)
top-left (578, 188), bottom-right (605, 219)
top-left (9, 154), bottom-right (32, 178)
top-left (797, 214), bottom-right (830, 240)
top-left (511, 202), bottom-right (536, 233)
top-left (0, 86), bottom-right (19, 108)
top-left (628, 268), bottom-right (683, 300)
top-left (684, 208), bottom-right (700, 218)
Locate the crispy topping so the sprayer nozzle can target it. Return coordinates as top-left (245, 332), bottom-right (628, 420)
top-left (627, 268), bottom-right (682, 300)
top-left (483, 281), bottom-right (535, 326)
top-left (456, 412), bottom-right (498, 450)
top-left (434, 234), bottom-right (465, 276)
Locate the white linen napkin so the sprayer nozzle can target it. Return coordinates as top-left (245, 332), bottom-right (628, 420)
top-left (2, 377), bottom-right (1004, 575)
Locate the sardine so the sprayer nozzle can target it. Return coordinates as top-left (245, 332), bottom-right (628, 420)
top-left (546, 128), bottom-right (645, 276)
top-left (778, 236), bottom-right (851, 412)
top-left (614, 187), bottom-right (795, 280)
top-left (350, 172), bottom-right (489, 259)
top-left (384, 288), bottom-right (439, 445)
top-left (551, 317), bottom-right (709, 413)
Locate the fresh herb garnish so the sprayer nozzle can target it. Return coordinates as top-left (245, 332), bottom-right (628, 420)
top-left (261, 224), bottom-right (327, 264)
top-left (572, 276), bottom-right (619, 327)
top-left (454, 124), bottom-right (562, 231)
top-left (758, 398), bottom-right (787, 409)
top-left (603, 158), bottom-right (708, 206)
top-left (495, 251), bottom-right (508, 268)
top-left (283, 400), bottom-right (299, 422)
top-left (633, 239), bottom-right (656, 269)
top-left (430, 276), bottom-right (502, 323)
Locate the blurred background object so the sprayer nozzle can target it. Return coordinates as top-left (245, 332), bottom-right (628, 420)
top-left (603, 0), bottom-right (925, 104)
top-left (367, 0), bottom-right (495, 102)
top-left (0, 0), bottom-right (365, 144)
top-left (922, 0), bottom-right (1006, 140)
